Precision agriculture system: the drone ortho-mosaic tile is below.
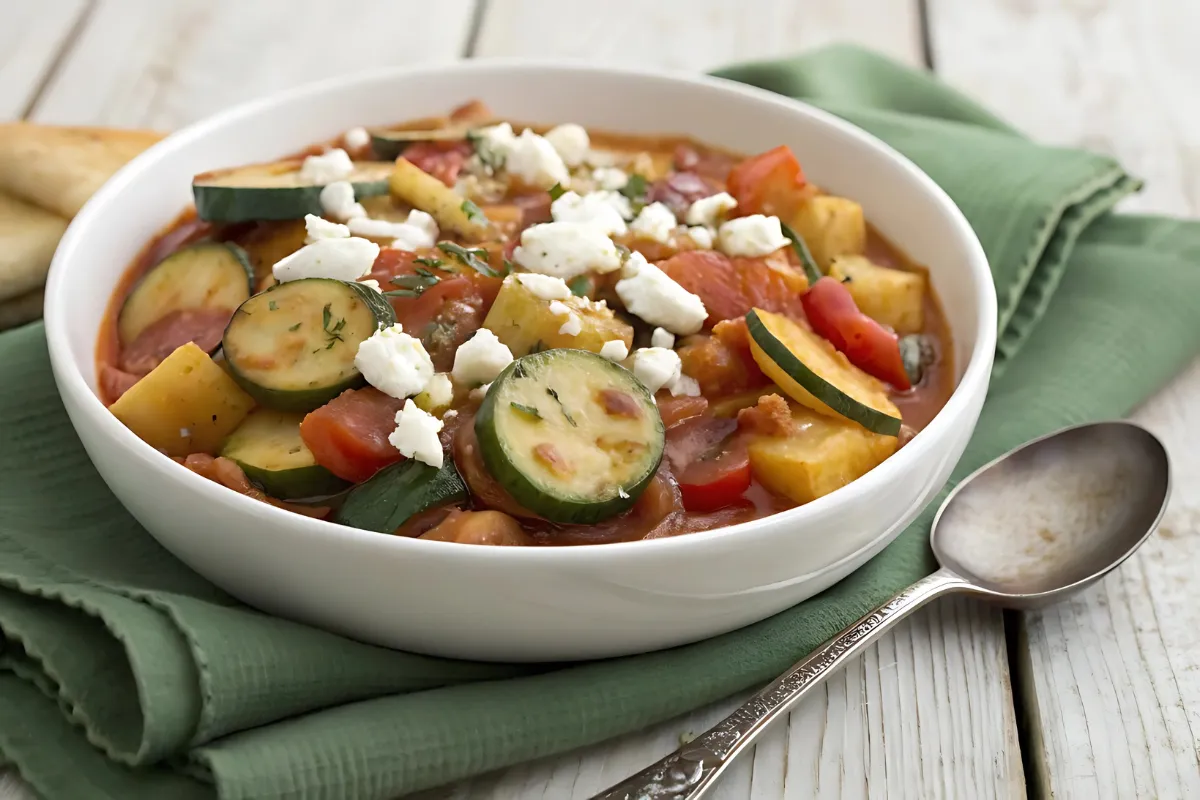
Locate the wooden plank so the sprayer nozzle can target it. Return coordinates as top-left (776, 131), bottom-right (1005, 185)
top-left (473, 0), bottom-right (923, 69)
top-left (448, 2), bottom-right (1025, 797)
top-left (928, 1), bottom-right (1200, 796)
top-left (28, 0), bottom-right (477, 129)
top-left (0, 0), bottom-right (90, 120)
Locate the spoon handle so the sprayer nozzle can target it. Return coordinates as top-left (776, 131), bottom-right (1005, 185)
top-left (590, 568), bottom-right (970, 800)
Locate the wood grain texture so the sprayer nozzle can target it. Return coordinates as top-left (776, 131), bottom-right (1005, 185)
top-left (0, 0), bottom-right (90, 120)
top-left (27, 0), bottom-right (477, 129)
top-left (926, 0), bottom-right (1200, 217)
top-left (474, 0), bottom-right (924, 70)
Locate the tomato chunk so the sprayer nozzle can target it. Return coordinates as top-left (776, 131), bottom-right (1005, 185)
top-left (801, 276), bottom-right (912, 390)
top-left (677, 448), bottom-right (752, 513)
top-left (657, 395), bottom-right (709, 428)
top-left (726, 145), bottom-right (809, 218)
top-left (402, 141), bottom-right (472, 187)
top-left (658, 249), bottom-right (807, 327)
top-left (300, 388), bottom-right (406, 483)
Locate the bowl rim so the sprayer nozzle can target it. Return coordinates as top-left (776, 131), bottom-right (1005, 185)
top-left (44, 57), bottom-right (997, 564)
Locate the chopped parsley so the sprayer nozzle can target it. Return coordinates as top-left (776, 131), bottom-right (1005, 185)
top-left (412, 256), bottom-right (443, 269)
top-left (437, 241), bottom-right (500, 278)
top-left (567, 275), bottom-right (594, 297)
top-left (510, 402), bottom-right (542, 420)
top-left (383, 268), bottom-right (441, 298)
top-left (548, 182), bottom-right (566, 201)
top-left (321, 303), bottom-right (347, 349)
top-left (460, 199), bottom-right (488, 224)
top-left (546, 387), bottom-right (577, 427)
top-left (288, 322), bottom-right (302, 332)
top-left (268, 300), bottom-right (278, 311)
top-left (619, 173), bottom-right (649, 207)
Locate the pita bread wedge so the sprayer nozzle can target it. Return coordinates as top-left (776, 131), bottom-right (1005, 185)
top-left (0, 286), bottom-right (45, 331)
top-left (0, 123), bottom-right (163, 218)
top-left (0, 191), bottom-right (68, 302)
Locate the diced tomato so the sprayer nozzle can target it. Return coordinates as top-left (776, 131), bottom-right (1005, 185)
top-left (403, 141), bottom-right (473, 187)
top-left (801, 276), bottom-right (912, 390)
top-left (658, 249), bottom-right (807, 327)
top-left (657, 395), bottom-right (709, 428)
top-left (300, 388), bottom-right (406, 483)
top-left (677, 447), bottom-right (752, 513)
top-left (726, 145), bottom-right (809, 218)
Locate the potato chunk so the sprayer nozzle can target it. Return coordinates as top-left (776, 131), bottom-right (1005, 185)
top-left (785, 195), bottom-right (866, 269)
top-left (829, 255), bottom-right (926, 334)
top-left (110, 343), bottom-right (255, 456)
top-left (748, 403), bottom-right (898, 504)
top-left (389, 157), bottom-right (492, 241)
top-left (482, 275), bottom-right (633, 357)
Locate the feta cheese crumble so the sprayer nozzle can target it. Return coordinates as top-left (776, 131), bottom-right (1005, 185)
top-left (599, 339), bottom-right (630, 362)
top-left (513, 221), bottom-right (622, 279)
top-left (343, 127), bottom-right (371, 151)
top-left (423, 372), bottom-right (454, 410)
top-left (550, 190), bottom-right (631, 233)
top-left (686, 226), bottom-right (714, 249)
top-left (717, 214), bottom-right (790, 257)
top-left (650, 327), bottom-right (675, 350)
top-left (304, 213), bottom-right (350, 243)
top-left (592, 167), bottom-right (628, 191)
top-left (668, 374), bottom-right (701, 397)
top-left (543, 123), bottom-right (590, 167)
top-left (319, 181), bottom-right (366, 221)
top-left (614, 252), bottom-right (707, 335)
top-left (299, 148), bottom-right (355, 184)
top-left (470, 122), bottom-right (515, 173)
top-left (273, 236), bottom-right (380, 283)
top-left (629, 202), bottom-right (678, 244)
top-left (359, 279), bottom-right (382, 293)
top-left (347, 210), bottom-right (439, 251)
top-left (547, 300), bottom-right (572, 318)
top-left (685, 192), bottom-right (737, 227)
top-left (505, 129), bottom-right (570, 188)
top-left (451, 329), bottom-right (514, 387)
top-left (558, 313), bottom-right (582, 336)
top-left (513, 272), bottom-right (572, 301)
top-left (354, 323), bottom-right (434, 400)
top-left (389, 400), bottom-right (445, 468)
top-left (632, 347), bottom-right (682, 395)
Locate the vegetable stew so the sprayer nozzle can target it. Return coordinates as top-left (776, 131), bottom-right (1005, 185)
top-left (96, 100), bottom-right (955, 546)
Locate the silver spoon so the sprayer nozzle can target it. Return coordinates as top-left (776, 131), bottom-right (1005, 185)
top-left (593, 420), bottom-right (1171, 800)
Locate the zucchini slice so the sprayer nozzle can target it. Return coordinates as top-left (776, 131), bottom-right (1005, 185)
top-left (193, 159), bottom-right (393, 222)
top-left (475, 349), bottom-right (665, 524)
top-left (222, 278), bottom-right (396, 411)
top-left (746, 308), bottom-right (902, 436)
top-left (118, 242), bottom-right (253, 346)
top-left (369, 127), bottom-right (466, 161)
top-left (336, 458), bottom-right (467, 533)
top-left (221, 409), bottom-right (350, 499)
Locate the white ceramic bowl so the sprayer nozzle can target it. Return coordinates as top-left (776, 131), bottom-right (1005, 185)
top-left (44, 61), bottom-right (995, 663)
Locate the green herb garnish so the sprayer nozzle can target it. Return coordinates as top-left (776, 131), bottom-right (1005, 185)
top-left (321, 303), bottom-right (347, 349)
top-left (619, 173), bottom-right (649, 206)
top-left (288, 323), bottom-right (301, 332)
top-left (383, 268), bottom-right (442, 298)
top-left (567, 275), bottom-right (594, 297)
top-left (268, 300), bottom-right (278, 311)
top-left (548, 183), bottom-right (566, 201)
top-left (546, 387), bottom-right (577, 427)
top-left (437, 241), bottom-right (499, 278)
top-left (780, 222), bottom-right (822, 285)
top-left (510, 402), bottom-right (542, 420)
top-left (461, 199), bottom-right (488, 224)
top-left (412, 257), bottom-right (443, 269)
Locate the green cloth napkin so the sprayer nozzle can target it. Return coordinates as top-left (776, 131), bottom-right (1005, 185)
top-left (2, 44), bottom-right (1198, 799)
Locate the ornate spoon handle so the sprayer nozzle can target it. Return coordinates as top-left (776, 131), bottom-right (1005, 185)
top-left (590, 568), bottom-right (969, 800)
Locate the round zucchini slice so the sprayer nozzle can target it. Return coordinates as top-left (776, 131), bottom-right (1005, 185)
top-left (222, 278), bottom-right (396, 411)
top-left (369, 127), bottom-right (466, 161)
top-left (475, 349), bottom-right (665, 524)
top-left (193, 159), bottom-right (394, 222)
top-left (118, 242), bottom-right (253, 347)
top-left (221, 409), bottom-right (350, 499)
top-left (746, 308), bottom-right (902, 436)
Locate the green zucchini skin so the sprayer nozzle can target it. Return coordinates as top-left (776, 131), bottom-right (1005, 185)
top-left (475, 349), bottom-right (665, 524)
top-left (335, 458), bottom-right (467, 533)
top-left (745, 309), bottom-right (902, 436)
top-left (780, 222), bottom-right (823, 285)
top-left (369, 128), bottom-right (466, 161)
top-left (118, 242), bottom-right (254, 347)
top-left (192, 160), bottom-right (394, 222)
top-left (222, 279), bottom-right (396, 412)
top-left (221, 409), bottom-right (349, 499)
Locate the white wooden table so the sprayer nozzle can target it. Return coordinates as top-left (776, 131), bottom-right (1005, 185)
top-left (4, 1), bottom-right (1199, 798)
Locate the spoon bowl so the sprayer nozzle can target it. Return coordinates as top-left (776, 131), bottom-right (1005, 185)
top-left (933, 420), bottom-right (1171, 608)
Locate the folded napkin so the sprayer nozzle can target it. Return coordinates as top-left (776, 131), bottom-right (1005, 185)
top-left (2, 45), bottom-right (1198, 800)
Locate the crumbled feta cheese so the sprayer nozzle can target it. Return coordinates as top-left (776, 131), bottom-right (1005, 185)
top-left (592, 167), bottom-right (628, 191)
top-left (319, 181), bottom-right (366, 221)
top-left (618, 487), bottom-right (630, 499)
top-left (471, 122), bottom-right (515, 172)
top-left (551, 190), bottom-right (632, 233)
top-left (442, 409), bottom-right (459, 420)
top-left (547, 300), bottom-right (572, 318)
top-left (347, 210), bottom-right (439, 251)
top-left (354, 323), bottom-right (434, 399)
top-left (686, 226), bottom-right (714, 249)
top-left (717, 214), bottom-right (790, 257)
top-left (423, 372), bottom-right (454, 409)
top-left (651, 327), bottom-right (675, 349)
top-left (514, 272), bottom-right (572, 301)
top-left (544, 123), bottom-right (590, 167)
top-left (452, 329), bottom-right (513, 387)
top-left (469, 382), bottom-right (492, 401)
top-left (343, 127), bottom-right (371, 151)
top-left (668, 374), bottom-right (701, 397)
top-left (632, 347), bottom-right (683, 395)
top-left (179, 427), bottom-right (190, 438)
top-left (505, 129), bottom-right (570, 188)
top-left (273, 236), bottom-right (380, 283)
top-left (388, 399), bottom-right (444, 468)
top-left (630, 202), bottom-right (677, 244)
top-left (300, 148), bottom-right (355, 184)
top-left (513, 221), bottom-right (622, 279)
top-left (558, 313), bottom-right (582, 336)
top-left (599, 339), bottom-right (629, 362)
top-left (359, 279), bottom-right (382, 293)
top-left (614, 252), bottom-right (707, 335)
top-left (304, 213), bottom-right (350, 243)
top-left (685, 192), bottom-right (738, 227)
